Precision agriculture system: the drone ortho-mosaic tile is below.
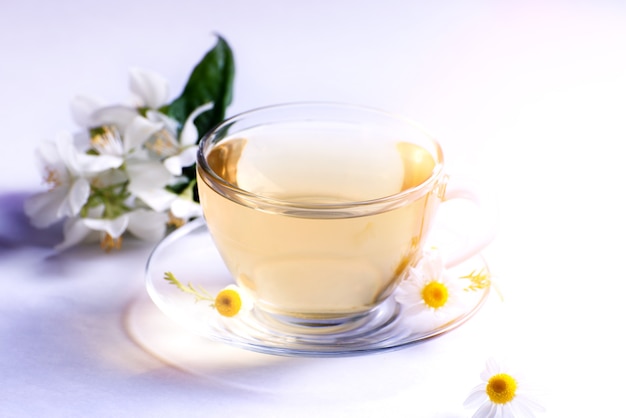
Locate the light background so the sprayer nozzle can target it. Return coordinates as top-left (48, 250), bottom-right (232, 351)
top-left (1, 1), bottom-right (626, 416)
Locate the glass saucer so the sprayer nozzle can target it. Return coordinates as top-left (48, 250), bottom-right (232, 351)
top-left (145, 218), bottom-right (490, 357)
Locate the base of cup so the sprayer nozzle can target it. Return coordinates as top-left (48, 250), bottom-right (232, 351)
top-left (248, 298), bottom-right (402, 338)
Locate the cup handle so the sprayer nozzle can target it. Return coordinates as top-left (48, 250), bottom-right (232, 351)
top-left (439, 177), bottom-right (498, 268)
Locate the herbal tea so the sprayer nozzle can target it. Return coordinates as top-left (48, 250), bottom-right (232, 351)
top-left (197, 124), bottom-right (442, 319)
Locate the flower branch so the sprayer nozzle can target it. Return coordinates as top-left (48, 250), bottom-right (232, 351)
top-left (25, 35), bottom-right (235, 251)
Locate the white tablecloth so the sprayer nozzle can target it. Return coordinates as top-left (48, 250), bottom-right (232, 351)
top-left (2, 1), bottom-right (626, 416)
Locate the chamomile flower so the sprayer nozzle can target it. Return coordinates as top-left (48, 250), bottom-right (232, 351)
top-left (164, 273), bottom-right (253, 319)
top-left (213, 284), bottom-right (253, 318)
top-left (394, 247), bottom-right (465, 330)
top-left (464, 358), bottom-right (545, 418)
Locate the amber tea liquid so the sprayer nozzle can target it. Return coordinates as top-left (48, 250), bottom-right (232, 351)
top-left (197, 123), bottom-right (443, 320)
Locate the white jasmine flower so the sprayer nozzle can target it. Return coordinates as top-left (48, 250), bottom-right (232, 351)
top-left (85, 114), bottom-right (177, 213)
top-left (24, 132), bottom-right (121, 228)
top-left (394, 247), bottom-right (465, 330)
top-left (464, 358), bottom-right (545, 417)
top-left (146, 101), bottom-right (214, 176)
top-left (89, 115), bottom-right (164, 160)
top-left (70, 66), bottom-right (171, 132)
top-left (142, 111), bottom-right (183, 163)
top-left (26, 38), bottom-right (234, 253)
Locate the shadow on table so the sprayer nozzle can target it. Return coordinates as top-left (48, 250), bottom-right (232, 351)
top-left (122, 290), bottom-right (451, 401)
top-left (0, 191), bottom-right (63, 252)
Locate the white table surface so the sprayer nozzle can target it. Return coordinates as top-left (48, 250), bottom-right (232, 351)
top-left (2, 1), bottom-right (626, 416)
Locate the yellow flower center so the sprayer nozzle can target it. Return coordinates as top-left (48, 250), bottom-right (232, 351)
top-left (44, 168), bottom-right (62, 188)
top-left (145, 130), bottom-right (178, 157)
top-left (215, 289), bottom-right (242, 317)
top-left (421, 281), bottom-right (449, 309)
top-left (486, 373), bottom-right (517, 404)
top-left (90, 125), bottom-right (123, 155)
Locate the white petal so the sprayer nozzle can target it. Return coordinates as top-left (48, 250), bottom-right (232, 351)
top-left (163, 155), bottom-right (183, 176)
top-left (394, 279), bottom-right (421, 306)
top-left (179, 101), bottom-right (214, 146)
top-left (92, 105), bottom-right (139, 131)
top-left (179, 120), bottom-right (198, 147)
top-left (514, 394), bottom-right (546, 414)
top-left (123, 116), bottom-right (164, 153)
top-left (483, 358), bottom-right (501, 380)
top-left (421, 253), bottom-right (443, 280)
top-left (92, 168), bottom-right (128, 188)
top-left (472, 401), bottom-right (497, 418)
top-left (127, 210), bottom-right (168, 241)
top-left (64, 177), bottom-right (90, 216)
top-left (146, 110), bottom-right (179, 133)
top-left (178, 146), bottom-right (198, 168)
top-left (126, 159), bottom-right (172, 192)
top-left (52, 131), bottom-right (119, 176)
top-left (55, 131), bottom-right (84, 176)
top-left (81, 154), bottom-right (125, 174)
top-left (508, 400), bottom-right (529, 418)
top-left (170, 198), bottom-right (203, 219)
top-left (72, 131), bottom-right (91, 152)
top-left (83, 215), bottom-right (129, 239)
top-left (55, 218), bottom-right (94, 251)
top-left (163, 146), bottom-right (198, 175)
top-left (500, 403), bottom-right (515, 418)
top-left (224, 284), bottom-right (254, 312)
top-left (24, 188), bottom-right (68, 228)
top-left (129, 67), bottom-right (170, 109)
top-left (463, 385), bottom-right (487, 408)
top-left (70, 95), bottom-right (105, 127)
top-left (34, 139), bottom-right (63, 175)
top-left (133, 188), bottom-right (177, 212)
top-left (62, 133), bottom-right (123, 173)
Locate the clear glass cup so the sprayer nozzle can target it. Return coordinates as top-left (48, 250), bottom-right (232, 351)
top-left (196, 102), bottom-right (492, 332)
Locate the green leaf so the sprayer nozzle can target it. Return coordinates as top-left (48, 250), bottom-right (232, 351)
top-left (161, 35), bottom-right (235, 203)
top-left (162, 34), bottom-right (235, 142)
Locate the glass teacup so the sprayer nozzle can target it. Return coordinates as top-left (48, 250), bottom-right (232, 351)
top-left (196, 103), bottom-right (493, 331)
